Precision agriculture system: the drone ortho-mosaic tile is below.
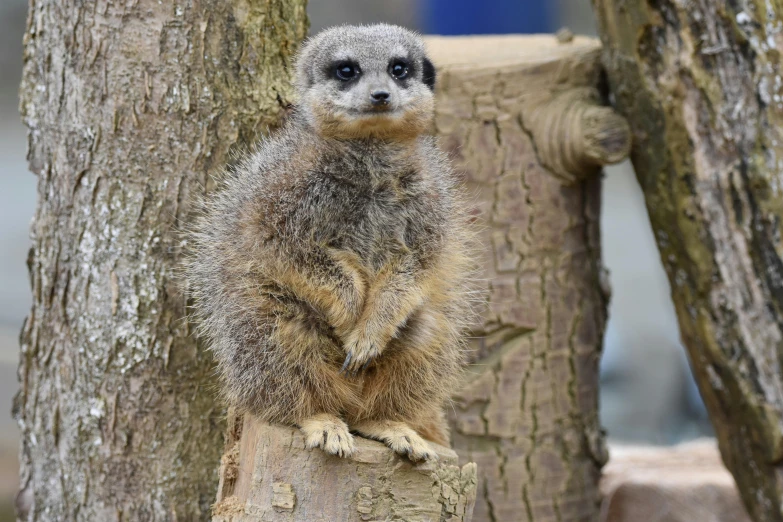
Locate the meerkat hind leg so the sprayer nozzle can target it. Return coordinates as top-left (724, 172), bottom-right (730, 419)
top-left (299, 413), bottom-right (356, 458)
top-left (352, 420), bottom-right (437, 462)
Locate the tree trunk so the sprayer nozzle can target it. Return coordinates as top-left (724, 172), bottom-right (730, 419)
top-left (425, 35), bottom-right (629, 522)
top-left (14, 1), bottom-right (307, 519)
top-left (213, 414), bottom-right (478, 522)
top-left (592, 0), bottom-right (783, 520)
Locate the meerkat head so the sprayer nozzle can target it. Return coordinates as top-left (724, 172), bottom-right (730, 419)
top-left (294, 24), bottom-right (436, 140)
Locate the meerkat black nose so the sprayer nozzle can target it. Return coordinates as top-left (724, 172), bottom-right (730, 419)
top-left (370, 90), bottom-right (390, 105)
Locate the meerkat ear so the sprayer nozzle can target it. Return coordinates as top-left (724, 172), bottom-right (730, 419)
top-left (422, 57), bottom-right (436, 91)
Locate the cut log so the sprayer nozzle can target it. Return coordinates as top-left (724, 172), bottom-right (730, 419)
top-left (213, 414), bottom-right (477, 522)
top-left (424, 35), bottom-right (630, 522)
top-left (601, 440), bottom-right (751, 522)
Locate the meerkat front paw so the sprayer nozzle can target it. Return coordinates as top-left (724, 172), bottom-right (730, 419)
top-left (352, 420), bottom-right (437, 462)
top-left (299, 414), bottom-right (356, 458)
top-left (341, 329), bottom-right (384, 375)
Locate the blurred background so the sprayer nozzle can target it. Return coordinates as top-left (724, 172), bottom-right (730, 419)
top-left (0, 0), bottom-right (712, 518)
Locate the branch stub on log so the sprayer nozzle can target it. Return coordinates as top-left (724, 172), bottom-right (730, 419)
top-left (426, 35), bottom-right (631, 184)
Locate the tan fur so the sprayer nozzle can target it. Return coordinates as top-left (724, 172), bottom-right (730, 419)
top-left (184, 24), bottom-right (478, 461)
top-left (308, 93), bottom-right (434, 141)
top-left (352, 420), bottom-right (435, 462)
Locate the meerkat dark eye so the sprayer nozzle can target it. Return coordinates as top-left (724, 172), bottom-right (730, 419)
top-left (334, 62), bottom-right (359, 81)
top-left (389, 60), bottom-right (410, 80)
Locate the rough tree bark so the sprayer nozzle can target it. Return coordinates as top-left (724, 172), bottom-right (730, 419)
top-left (15, 1), bottom-right (307, 519)
top-left (592, 0), bottom-right (783, 520)
top-left (425, 35), bottom-right (629, 522)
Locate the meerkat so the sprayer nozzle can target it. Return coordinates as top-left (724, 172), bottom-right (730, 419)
top-left (186, 24), bottom-right (476, 461)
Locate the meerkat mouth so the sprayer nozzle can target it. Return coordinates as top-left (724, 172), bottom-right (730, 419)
top-left (352, 107), bottom-right (400, 117)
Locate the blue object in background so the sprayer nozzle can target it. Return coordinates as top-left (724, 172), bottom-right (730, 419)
top-left (421, 0), bottom-right (555, 35)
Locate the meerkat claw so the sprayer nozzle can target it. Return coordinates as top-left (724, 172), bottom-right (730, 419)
top-left (343, 342), bottom-right (379, 375)
top-left (352, 420), bottom-right (438, 462)
top-left (340, 353), bottom-right (353, 374)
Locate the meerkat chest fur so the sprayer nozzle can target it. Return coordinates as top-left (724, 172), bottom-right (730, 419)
top-left (294, 137), bottom-right (447, 273)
